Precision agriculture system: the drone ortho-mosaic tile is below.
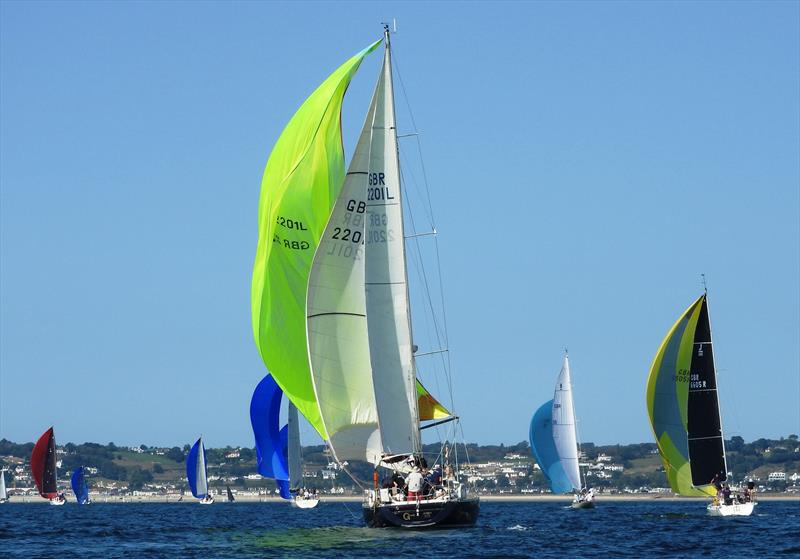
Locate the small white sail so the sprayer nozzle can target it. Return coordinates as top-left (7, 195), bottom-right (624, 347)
top-left (552, 355), bottom-right (581, 491)
top-left (364, 39), bottom-right (420, 457)
top-left (287, 401), bottom-right (303, 491)
top-left (0, 470), bottom-right (7, 500)
top-left (196, 439), bottom-right (209, 497)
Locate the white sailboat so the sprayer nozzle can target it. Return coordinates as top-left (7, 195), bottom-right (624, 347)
top-left (306, 26), bottom-right (477, 528)
top-left (0, 469), bottom-right (8, 503)
top-left (287, 403), bottom-right (319, 509)
top-left (186, 437), bottom-right (214, 504)
top-left (252, 25), bottom-right (477, 528)
top-left (530, 353), bottom-right (595, 508)
top-left (647, 287), bottom-right (755, 517)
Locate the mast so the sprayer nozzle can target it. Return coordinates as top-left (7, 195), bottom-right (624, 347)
top-left (383, 23), bottom-right (422, 455)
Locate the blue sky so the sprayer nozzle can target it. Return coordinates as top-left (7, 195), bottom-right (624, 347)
top-left (1, 1), bottom-right (798, 449)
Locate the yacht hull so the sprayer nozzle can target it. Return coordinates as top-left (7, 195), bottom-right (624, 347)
top-left (363, 498), bottom-right (479, 529)
top-left (707, 502), bottom-right (755, 516)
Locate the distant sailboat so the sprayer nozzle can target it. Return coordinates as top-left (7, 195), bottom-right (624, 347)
top-left (186, 437), bottom-right (214, 504)
top-left (0, 469), bottom-right (8, 503)
top-left (250, 374), bottom-right (318, 508)
top-left (647, 289), bottom-right (755, 517)
top-left (71, 467), bottom-right (90, 504)
top-left (529, 353), bottom-right (594, 508)
top-left (251, 25), bottom-right (477, 529)
top-left (31, 427), bottom-right (65, 505)
top-left (226, 485), bottom-right (235, 503)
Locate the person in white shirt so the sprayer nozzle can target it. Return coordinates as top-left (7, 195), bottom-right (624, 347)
top-left (406, 467), bottom-right (424, 502)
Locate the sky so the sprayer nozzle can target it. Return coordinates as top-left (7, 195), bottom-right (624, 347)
top-left (1, 1), bottom-right (798, 449)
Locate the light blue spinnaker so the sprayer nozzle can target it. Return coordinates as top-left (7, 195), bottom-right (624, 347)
top-left (71, 467), bottom-right (90, 504)
top-left (249, 374), bottom-right (292, 499)
top-left (529, 399), bottom-right (576, 494)
top-left (186, 437), bottom-right (209, 499)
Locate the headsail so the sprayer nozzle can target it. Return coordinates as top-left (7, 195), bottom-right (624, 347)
top-left (646, 294), bottom-right (726, 496)
top-left (71, 467), bottom-right (90, 504)
top-left (226, 485), bottom-right (235, 502)
top-left (0, 470), bottom-right (7, 500)
top-left (251, 39), bottom-right (382, 438)
top-left (529, 356), bottom-right (582, 494)
top-left (31, 427), bottom-right (58, 499)
top-left (186, 437), bottom-right (209, 499)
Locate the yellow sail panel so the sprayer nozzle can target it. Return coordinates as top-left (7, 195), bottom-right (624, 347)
top-left (416, 379), bottom-right (451, 421)
top-left (251, 40), bottom-right (382, 437)
top-left (646, 295), bottom-right (715, 496)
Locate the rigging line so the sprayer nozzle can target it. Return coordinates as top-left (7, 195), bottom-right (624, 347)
top-left (392, 51), bottom-right (437, 229)
top-left (398, 142), bottom-right (435, 228)
top-left (399, 164), bottom-right (449, 405)
top-left (393, 53), bottom-right (455, 416)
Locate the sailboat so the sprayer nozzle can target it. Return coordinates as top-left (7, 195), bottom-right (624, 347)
top-left (249, 374), bottom-right (318, 509)
top-left (226, 485), bottom-right (235, 503)
top-left (251, 26), bottom-right (478, 528)
top-left (0, 469), bottom-right (8, 503)
top-left (186, 437), bottom-right (214, 504)
top-left (71, 467), bottom-right (91, 504)
top-left (647, 289), bottom-right (755, 517)
top-left (31, 427), bottom-right (65, 505)
top-left (529, 353), bottom-right (595, 508)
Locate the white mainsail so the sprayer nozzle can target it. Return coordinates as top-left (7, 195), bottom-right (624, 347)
top-left (552, 355), bottom-right (582, 491)
top-left (306, 37), bottom-right (421, 464)
top-left (364, 36), bottom-right (420, 457)
top-left (287, 401), bottom-right (303, 490)
top-left (0, 470), bottom-right (7, 500)
top-left (196, 438), bottom-right (208, 497)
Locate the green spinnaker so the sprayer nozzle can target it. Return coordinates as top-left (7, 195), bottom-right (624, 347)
top-left (252, 39), bottom-right (382, 438)
top-left (646, 295), bottom-right (715, 496)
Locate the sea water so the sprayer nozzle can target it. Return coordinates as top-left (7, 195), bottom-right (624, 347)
top-left (1, 500), bottom-right (798, 558)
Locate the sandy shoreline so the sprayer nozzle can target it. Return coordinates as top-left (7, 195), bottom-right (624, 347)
top-left (5, 494), bottom-right (797, 504)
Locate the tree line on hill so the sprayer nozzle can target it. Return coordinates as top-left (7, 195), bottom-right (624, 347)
top-left (1, 434), bottom-right (797, 492)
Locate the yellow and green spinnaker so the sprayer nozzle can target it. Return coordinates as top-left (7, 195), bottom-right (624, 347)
top-left (646, 295), bottom-right (716, 496)
top-left (251, 39), bottom-right (382, 438)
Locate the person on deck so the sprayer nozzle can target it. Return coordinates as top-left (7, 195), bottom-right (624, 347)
top-left (406, 466), bottom-right (424, 502)
top-left (722, 484), bottom-right (732, 506)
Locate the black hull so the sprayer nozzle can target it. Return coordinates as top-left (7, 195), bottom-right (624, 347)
top-left (363, 498), bottom-right (479, 529)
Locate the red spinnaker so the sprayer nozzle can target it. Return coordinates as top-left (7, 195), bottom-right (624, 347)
top-left (31, 427), bottom-right (58, 499)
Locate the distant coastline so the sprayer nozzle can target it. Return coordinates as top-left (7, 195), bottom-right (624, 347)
top-left (4, 494), bottom-right (798, 504)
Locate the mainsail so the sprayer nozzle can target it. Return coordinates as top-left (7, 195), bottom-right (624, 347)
top-left (0, 470), bottom-right (7, 500)
top-left (646, 294), bottom-right (727, 496)
top-left (529, 356), bottom-right (582, 494)
top-left (251, 39), bottom-right (382, 438)
top-left (186, 437), bottom-right (209, 499)
top-left (226, 485), bottom-right (235, 502)
top-left (71, 467), bottom-right (90, 504)
top-left (31, 427), bottom-right (58, 499)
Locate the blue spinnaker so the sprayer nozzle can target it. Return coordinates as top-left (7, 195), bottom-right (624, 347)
top-left (71, 467), bottom-right (89, 504)
top-left (250, 374), bottom-right (291, 499)
top-left (530, 399), bottom-right (574, 494)
top-left (186, 438), bottom-right (208, 499)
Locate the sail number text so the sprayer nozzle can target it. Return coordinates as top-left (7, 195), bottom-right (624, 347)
top-left (276, 216), bottom-right (307, 231)
top-left (368, 172), bottom-right (394, 202)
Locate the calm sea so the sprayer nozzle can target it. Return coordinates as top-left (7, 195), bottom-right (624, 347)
top-left (1, 500), bottom-right (798, 558)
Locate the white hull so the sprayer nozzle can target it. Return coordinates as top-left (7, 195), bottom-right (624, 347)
top-left (198, 496), bottom-right (215, 505)
top-left (293, 497), bottom-right (319, 509)
top-left (49, 498), bottom-right (66, 506)
top-left (571, 499), bottom-right (595, 509)
top-left (707, 502), bottom-right (755, 516)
